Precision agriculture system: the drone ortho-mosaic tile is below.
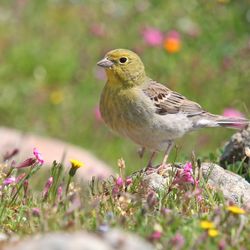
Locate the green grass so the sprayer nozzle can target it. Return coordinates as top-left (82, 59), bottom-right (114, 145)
top-left (0, 0), bottom-right (249, 172)
top-left (0, 152), bottom-right (249, 249)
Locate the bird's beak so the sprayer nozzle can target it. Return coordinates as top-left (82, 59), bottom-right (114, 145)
top-left (97, 57), bottom-right (114, 68)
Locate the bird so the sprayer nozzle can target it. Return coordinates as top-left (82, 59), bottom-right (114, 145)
top-left (97, 49), bottom-right (249, 168)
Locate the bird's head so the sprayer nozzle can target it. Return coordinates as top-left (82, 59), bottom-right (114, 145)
top-left (97, 49), bottom-right (146, 86)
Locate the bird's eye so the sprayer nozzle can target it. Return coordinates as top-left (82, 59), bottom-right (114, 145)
top-left (119, 57), bottom-right (128, 64)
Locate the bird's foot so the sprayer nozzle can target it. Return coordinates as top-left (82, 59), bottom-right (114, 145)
top-left (144, 162), bottom-right (155, 174)
top-left (138, 147), bottom-right (145, 158)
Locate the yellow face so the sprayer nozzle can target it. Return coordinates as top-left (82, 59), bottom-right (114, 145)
top-left (97, 49), bottom-right (145, 85)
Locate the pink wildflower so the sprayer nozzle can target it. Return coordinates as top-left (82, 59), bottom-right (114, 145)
top-left (42, 176), bottom-right (53, 199)
top-left (125, 177), bottom-right (132, 186)
top-left (194, 187), bottom-right (203, 202)
top-left (170, 233), bottom-right (185, 249)
top-left (173, 162), bottom-right (194, 185)
top-left (16, 158), bottom-right (36, 169)
top-left (183, 162), bottom-right (194, 183)
top-left (149, 231), bottom-right (162, 241)
top-left (3, 177), bottom-right (16, 186)
top-left (218, 239), bottom-right (227, 250)
top-left (116, 176), bottom-right (123, 187)
top-left (222, 108), bottom-right (245, 119)
top-left (142, 27), bottom-right (164, 46)
top-left (112, 186), bottom-right (119, 196)
top-left (161, 208), bottom-right (172, 215)
top-left (57, 186), bottom-right (63, 201)
top-left (16, 173), bottom-right (26, 183)
top-left (32, 208), bottom-right (40, 217)
top-left (147, 191), bottom-right (158, 208)
top-left (33, 148), bottom-right (44, 165)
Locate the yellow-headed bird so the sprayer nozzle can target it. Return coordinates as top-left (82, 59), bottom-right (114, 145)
top-left (97, 49), bottom-right (249, 168)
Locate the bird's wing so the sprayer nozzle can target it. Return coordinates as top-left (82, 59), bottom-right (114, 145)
top-left (142, 80), bottom-right (206, 117)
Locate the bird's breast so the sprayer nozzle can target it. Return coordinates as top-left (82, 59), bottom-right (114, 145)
top-left (100, 85), bottom-right (151, 136)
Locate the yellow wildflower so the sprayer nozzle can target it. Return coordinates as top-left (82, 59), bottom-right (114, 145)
top-left (208, 229), bottom-right (219, 237)
top-left (226, 206), bottom-right (245, 215)
top-left (200, 220), bottom-right (215, 229)
top-left (70, 159), bottom-right (84, 169)
top-left (69, 159), bottom-right (84, 177)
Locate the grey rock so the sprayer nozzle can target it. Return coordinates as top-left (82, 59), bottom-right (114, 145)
top-left (141, 172), bottom-right (167, 192)
top-left (5, 232), bottom-right (112, 250)
top-left (0, 233), bottom-right (8, 241)
top-left (201, 163), bottom-right (250, 204)
top-left (104, 229), bottom-right (154, 250)
top-left (138, 163), bottom-right (250, 205)
top-left (220, 125), bottom-right (250, 169)
top-left (5, 230), bottom-right (154, 250)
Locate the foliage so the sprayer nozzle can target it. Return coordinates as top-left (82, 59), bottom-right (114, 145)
top-left (0, 150), bottom-right (249, 249)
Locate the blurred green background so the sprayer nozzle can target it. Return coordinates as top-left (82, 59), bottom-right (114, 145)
top-left (0, 0), bottom-right (249, 171)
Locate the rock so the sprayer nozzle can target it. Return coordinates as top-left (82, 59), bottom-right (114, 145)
top-left (104, 229), bottom-right (154, 250)
top-left (141, 172), bottom-right (167, 192)
top-left (220, 125), bottom-right (250, 169)
top-left (0, 127), bottom-right (113, 180)
top-left (0, 233), bottom-right (8, 242)
top-left (5, 232), bottom-right (111, 250)
top-left (137, 163), bottom-right (250, 205)
top-left (201, 163), bottom-right (250, 204)
top-left (5, 230), bottom-right (153, 250)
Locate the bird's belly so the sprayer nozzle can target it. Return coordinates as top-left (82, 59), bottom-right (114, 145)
top-left (123, 113), bottom-right (193, 151)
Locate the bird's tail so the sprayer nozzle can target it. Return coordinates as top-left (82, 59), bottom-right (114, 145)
top-left (216, 116), bottom-right (249, 129)
top-left (196, 113), bottom-right (249, 130)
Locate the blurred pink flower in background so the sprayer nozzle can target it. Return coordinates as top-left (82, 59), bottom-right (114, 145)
top-left (94, 105), bottom-right (103, 122)
top-left (142, 27), bottom-right (164, 46)
top-left (33, 148), bottom-right (44, 165)
top-left (222, 108), bottom-right (245, 119)
top-left (89, 23), bottom-right (106, 37)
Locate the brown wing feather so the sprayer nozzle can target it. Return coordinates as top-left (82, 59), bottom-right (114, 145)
top-left (143, 80), bottom-right (206, 116)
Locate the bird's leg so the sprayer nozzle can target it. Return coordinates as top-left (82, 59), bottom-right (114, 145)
top-left (146, 151), bottom-right (157, 169)
top-left (138, 147), bottom-right (145, 159)
top-left (158, 141), bottom-right (174, 172)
